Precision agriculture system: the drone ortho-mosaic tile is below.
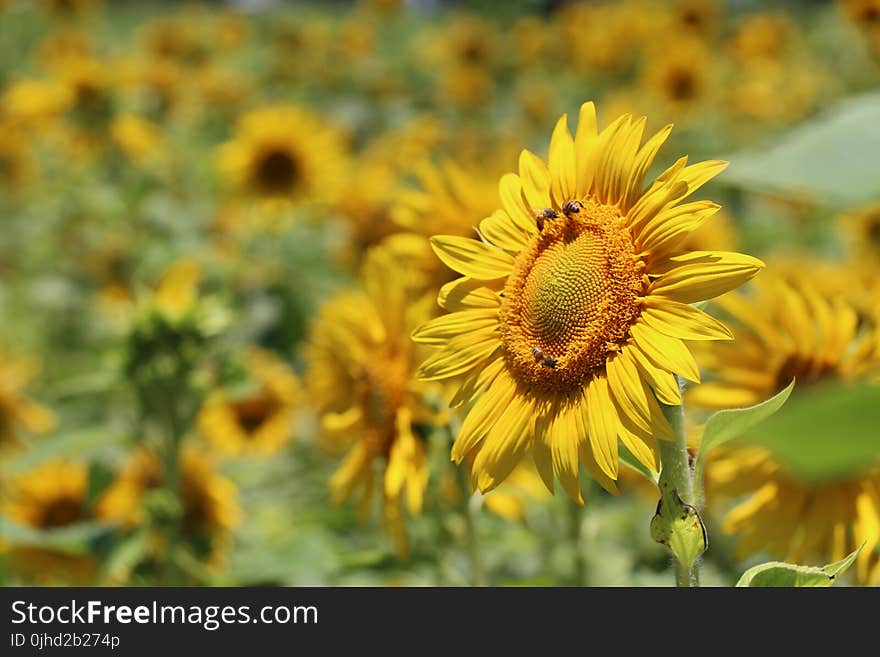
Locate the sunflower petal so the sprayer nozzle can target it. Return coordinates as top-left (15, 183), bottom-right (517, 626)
top-left (430, 235), bottom-right (515, 280)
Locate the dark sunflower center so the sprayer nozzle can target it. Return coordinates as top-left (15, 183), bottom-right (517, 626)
top-left (256, 149), bottom-right (300, 194)
top-left (500, 199), bottom-right (645, 394)
top-left (39, 497), bottom-right (83, 528)
top-left (773, 354), bottom-right (838, 393)
top-left (667, 69), bottom-right (697, 100)
top-left (231, 391), bottom-right (281, 435)
top-left (867, 216), bottom-right (880, 245)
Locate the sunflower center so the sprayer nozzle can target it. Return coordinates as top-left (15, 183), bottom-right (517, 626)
top-left (39, 497), bottom-right (83, 528)
top-left (667, 69), bottom-right (697, 100)
top-left (500, 198), bottom-right (645, 393)
top-left (231, 390), bottom-right (281, 435)
top-left (256, 149), bottom-right (300, 194)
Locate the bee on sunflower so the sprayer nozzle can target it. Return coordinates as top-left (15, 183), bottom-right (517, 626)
top-left (304, 246), bottom-right (444, 557)
top-left (413, 102), bottom-right (764, 503)
top-left (690, 266), bottom-right (880, 584)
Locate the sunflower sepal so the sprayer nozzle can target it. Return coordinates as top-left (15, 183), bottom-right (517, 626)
top-left (650, 483), bottom-right (707, 585)
top-left (735, 544), bottom-right (864, 587)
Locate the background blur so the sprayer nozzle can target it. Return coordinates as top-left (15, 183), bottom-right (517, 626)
top-left (1, 0), bottom-right (879, 586)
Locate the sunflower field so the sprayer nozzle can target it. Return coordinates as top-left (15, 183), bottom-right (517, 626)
top-left (1, 0), bottom-right (879, 589)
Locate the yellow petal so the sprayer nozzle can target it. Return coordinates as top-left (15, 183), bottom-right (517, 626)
top-left (479, 209), bottom-right (531, 253)
top-left (548, 114), bottom-right (576, 206)
top-left (430, 235), bottom-right (515, 280)
top-left (437, 277), bottom-right (501, 311)
top-left (630, 322), bottom-right (701, 383)
top-left (650, 251), bottom-right (765, 304)
top-left (411, 309), bottom-right (498, 345)
top-left (641, 298), bottom-right (733, 341)
top-left (585, 376), bottom-right (619, 480)
top-left (518, 150), bottom-right (551, 210)
top-left (451, 374), bottom-right (516, 462)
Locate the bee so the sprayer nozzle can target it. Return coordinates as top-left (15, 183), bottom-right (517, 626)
top-left (561, 200), bottom-right (582, 217)
top-left (531, 347), bottom-right (557, 368)
top-left (535, 207), bottom-right (559, 232)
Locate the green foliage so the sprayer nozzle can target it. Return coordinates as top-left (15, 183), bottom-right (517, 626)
top-left (722, 92), bottom-right (880, 208)
top-left (747, 381), bottom-right (880, 482)
top-left (693, 380), bottom-right (795, 487)
top-left (736, 545), bottom-right (863, 587)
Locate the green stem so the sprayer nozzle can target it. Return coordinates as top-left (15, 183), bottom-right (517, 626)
top-left (567, 500), bottom-right (587, 587)
top-left (656, 380), bottom-right (703, 588)
top-left (455, 464), bottom-right (487, 587)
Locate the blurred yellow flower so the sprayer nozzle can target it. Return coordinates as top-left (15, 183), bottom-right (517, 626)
top-left (110, 113), bottom-right (162, 163)
top-left (304, 247), bottom-right (442, 557)
top-left (1, 79), bottom-right (69, 128)
top-left (415, 102), bottom-right (763, 502)
top-left (198, 349), bottom-right (300, 457)
top-left (0, 350), bottom-right (56, 449)
top-left (217, 105), bottom-right (348, 207)
top-left (693, 267), bottom-right (880, 584)
top-left (0, 122), bottom-right (37, 189)
top-left (1, 460), bottom-right (96, 583)
top-left (98, 446), bottom-right (242, 564)
top-left (641, 35), bottom-right (714, 123)
top-left (152, 258), bottom-right (201, 321)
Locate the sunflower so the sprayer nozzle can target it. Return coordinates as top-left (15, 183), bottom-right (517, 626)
top-left (198, 349), bottom-right (301, 457)
top-left (728, 12), bottom-right (798, 64)
top-left (388, 159), bottom-right (502, 295)
top-left (841, 202), bottom-right (880, 262)
top-left (304, 247), bottom-right (442, 557)
top-left (1, 460), bottom-right (97, 584)
top-left (0, 121), bottom-right (37, 190)
top-left (413, 102), bottom-right (763, 503)
top-left (0, 349), bottom-right (56, 450)
top-left (691, 267), bottom-right (880, 584)
top-left (841, 0), bottom-right (880, 36)
top-left (641, 36), bottom-right (714, 123)
top-left (217, 105), bottom-right (347, 207)
top-left (110, 113), bottom-right (162, 164)
top-left (97, 446), bottom-right (242, 565)
top-left (1, 79), bottom-right (69, 128)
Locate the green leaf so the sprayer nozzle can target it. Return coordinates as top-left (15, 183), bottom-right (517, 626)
top-left (1, 428), bottom-right (125, 475)
top-left (736, 544), bottom-right (863, 587)
top-left (694, 379), bottom-right (794, 483)
top-left (0, 518), bottom-right (117, 555)
top-left (747, 381), bottom-right (880, 482)
top-left (721, 91), bottom-right (880, 208)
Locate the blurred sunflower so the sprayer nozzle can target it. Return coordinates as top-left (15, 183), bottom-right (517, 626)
top-left (641, 36), bottom-right (714, 123)
top-left (198, 349), bottom-right (300, 457)
top-left (0, 122), bottom-right (37, 190)
top-left (0, 349), bottom-right (56, 449)
top-left (218, 105), bottom-right (347, 208)
top-left (38, 0), bottom-right (100, 18)
top-left (841, 0), bottom-right (880, 40)
top-left (1, 460), bottom-right (96, 583)
top-left (728, 12), bottom-right (799, 64)
top-left (414, 102), bottom-right (763, 502)
top-left (36, 28), bottom-right (94, 69)
top-left (110, 113), bottom-right (162, 164)
top-left (388, 159), bottom-right (502, 295)
top-left (97, 446), bottom-right (241, 565)
top-left (841, 202), bottom-right (880, 262)
top-left (692, 267), bottom-right (880, 584)
top-left (1, 79), bottom-right (69, 128)
top-left (304, 247), bottom-right (443, 556)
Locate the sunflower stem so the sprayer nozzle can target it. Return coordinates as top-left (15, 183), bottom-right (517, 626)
top-left (567, 498), bottom-right (588, 586)
top-left (653, 380), bottom-right (706, 587)
top-left (455, 464), bottom-right (487, 587)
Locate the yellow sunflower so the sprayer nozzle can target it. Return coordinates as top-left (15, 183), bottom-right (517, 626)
top-left (640, 36), bottom-right (714, 123)
top-left (198, 349), bottom-right (301, 457)
top-left (0, 349), bottom-right (56, 450)
top-left (841, 202), bottom-right (880, 262)
top-left (387, 159), bottom-right (502, 295)
top-left (0, 121), bottom-right (37, 190)
top-left (841, 0), bottom-right (880, 38)
top-left (97, 446), bottom-right (242, 565)
top-left (413, 102), bottom-right (763, 503)
top-left (304, 247), bottom-right (442, 557)
top-left (691, 267), bottom-right (880, 584)
top-left (217, 105), bottom-right (347, 207)
top-left (109, 113), bottom-right (162, 164)
top-left (1, 460), bottom-right (96, 584)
